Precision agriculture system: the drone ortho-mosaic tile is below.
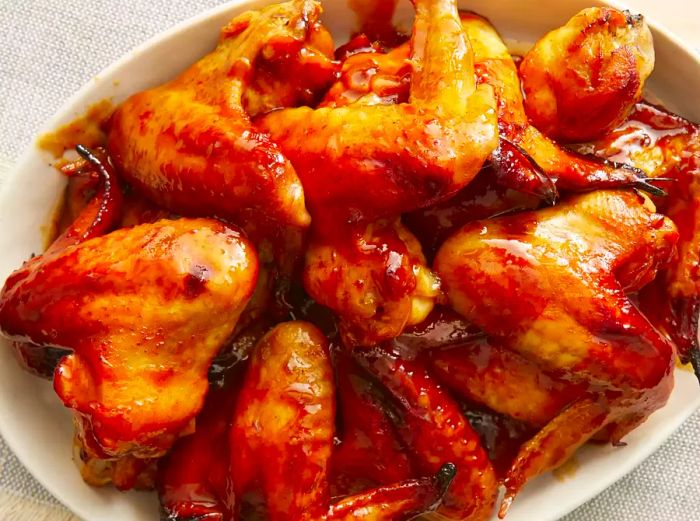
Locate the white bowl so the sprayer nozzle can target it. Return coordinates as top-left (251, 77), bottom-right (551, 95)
top-left (0, 1), bottom-right (698, 520)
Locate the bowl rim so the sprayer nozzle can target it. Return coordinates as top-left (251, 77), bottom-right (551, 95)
top-left (0, 0), bottom-right (699, 520)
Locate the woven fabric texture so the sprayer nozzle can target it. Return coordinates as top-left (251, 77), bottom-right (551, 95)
top-left (0, 1), bottom-right (698, 520)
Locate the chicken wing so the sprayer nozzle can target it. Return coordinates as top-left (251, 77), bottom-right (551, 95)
top-left (460, 12), bottom-right (661, 197)
top-left (230, 321), bottom-right (456, 521)
top-left (436, 189), bottom-right (677, 390)
top-left (520, 7), bottom-right (654, 142)
top-left (231, 321), bottom-right (335, 520)
top-left (357, 347), bottom-right (498, 521)
top-left (303, 218), bottom-right (439, 347)
top-left (108, 0), bottom-right (335, 229)
top-left (318, 11), bottom-right (659, 204)
top-left (435, 189), bottom-right (678, 509)
top-left (388, 305), bottom-right (584, 430)
top-left (12, 146), bottom-right (125, 379)
top-left (0, 218), bottom-right (258, 458)
top-left (331, 350), bottom-right (414, 496)
top-left (584, 101), bottom-right (700, 379)
top-left (257, 0), bottom-right (498, 220)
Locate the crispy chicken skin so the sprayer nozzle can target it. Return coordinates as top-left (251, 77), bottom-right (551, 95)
top-left (0, 218), bottom-right (258, 458)
top-left (257, 0), bottom-right (498, 220)
top-left (435, 190), bottom-right (678, 509)
top-left (520, 7), bottom-right (654, 143)
top-left (303, 218), bottom-right (439, 347)
top-left (108, 0), bottom-right (336, 229)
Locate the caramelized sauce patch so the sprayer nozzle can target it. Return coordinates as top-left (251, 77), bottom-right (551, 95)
top-left (38, 99), bottom-right (114, 158)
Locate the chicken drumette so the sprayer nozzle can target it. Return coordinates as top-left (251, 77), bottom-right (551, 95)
top-left (519, 7), bottom-right (654, 142)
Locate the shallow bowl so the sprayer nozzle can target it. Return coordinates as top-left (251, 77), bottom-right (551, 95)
top-left (0, 0), bottom-right (698, 520)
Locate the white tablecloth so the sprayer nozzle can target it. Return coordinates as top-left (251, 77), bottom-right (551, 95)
top-left (0, 1), bottom-right (698, 520)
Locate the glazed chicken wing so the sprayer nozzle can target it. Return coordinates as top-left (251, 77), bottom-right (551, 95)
top-left (357, 347), bottom-right (498, 521)
top-left (435, 189), bottom-right (678, 510)
top-left (230, 321), bottom-right (455, 521)
top-left (0, 218), bottom-right (258, 458)
top-left (10, 147), bottom-right (126, 379)
top-left (585, 102), bottom-right (700, 378)
top-left (520, 7), bottom-right (654, 142)
top-left (460, 12), bottom-right (660, 198)
top-left (257, 0), bottom-right (498, 220)
top-left (331, 350), bottom-right (414, 495)
top-left (231, 321), bottom-right (335, 520)
top-left (320, 11), bottom-right (659, 203)
top-left (303, 218), bottom-right (439, 347)
top-left (108, 0), bottom-right (337, 229)
top-left (388, 300), bottom-right (585, 432)
top-left (435, 189), bottom-right (677, 392)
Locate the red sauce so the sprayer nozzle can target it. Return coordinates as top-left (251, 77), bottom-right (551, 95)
top-left (346, 0), bottom-right (408, 48)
